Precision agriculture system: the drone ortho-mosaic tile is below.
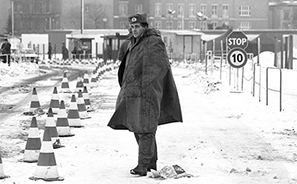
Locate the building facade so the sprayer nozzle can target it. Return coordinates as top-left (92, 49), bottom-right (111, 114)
top-left (0, 0), bottom-right (12, 35)
top-left (2, 0), bottom-right (297, 37)
top-left (269, 1), bottom-right (297, 29)
top-left (113, 0), bottom-right (270, 30)
top-left (12, 0), bottom-right (62, 35)
top-left (60, 0), bottom-right (113, 30)
top-left (113, 0), bottom-right (149, 29)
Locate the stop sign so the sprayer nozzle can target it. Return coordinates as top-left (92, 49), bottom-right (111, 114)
top-left (226, 31), bottom-right (248, 49)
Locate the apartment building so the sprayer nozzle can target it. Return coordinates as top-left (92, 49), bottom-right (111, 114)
top-left (2, 0), bottom-right (113, 36)
top-left (113, 0), bottom-right (270, 30)
top-left (113, 0), bottom-right (149, 29)
top-left (269, 0), bottom-right (297, 29)
top-left (6, 0), bottom-right (62, 35)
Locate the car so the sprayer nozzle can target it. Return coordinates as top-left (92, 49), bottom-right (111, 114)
top-left (11, 48), bottom-right (39, 63)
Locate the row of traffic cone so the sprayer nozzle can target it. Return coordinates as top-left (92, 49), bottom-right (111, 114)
top-left (29, 84), bottom-right (93, 113)
top-left (24, 88), bottom-right (89, 180)
top-left (16, 67), bottom-right (110, 181)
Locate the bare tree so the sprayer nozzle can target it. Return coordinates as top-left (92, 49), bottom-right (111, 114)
top-left (85, 2), bottom-right (106, 29)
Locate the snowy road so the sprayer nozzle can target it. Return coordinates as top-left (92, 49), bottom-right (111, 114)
top-left (1, 63), bottom-right (297, 184)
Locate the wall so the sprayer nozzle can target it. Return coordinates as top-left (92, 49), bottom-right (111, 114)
top-left (0, 0), bottom-right (11, 35)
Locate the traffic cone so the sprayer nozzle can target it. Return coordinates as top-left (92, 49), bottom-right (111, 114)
top-left (75, 74), bottom-right (84, 93)
top-left (45, 108), bottom-right (64, 149)
top-left (49, 87), bottom-right (60, 114)
top-left (90, 70), bottom-right (97, 86)
top-left (0, 155), bottom-right (9, 179)
top-left (83, 71), bottom-right (90, 89)
top-left (29, 128), bottom-right (64, 181)
top-left (23, 117), bottom-right (41, 163)
top-left (30, 87), bottom-right (41, 112)
top-left (56, 100), bottom-right (75, 137)
top-left (67, 94), bottom-right (83, 127)
top-left (83, 86), bottom-right (93, 112)
top-left (60, 71), bottom-right (71, 93)
top-left (77, 90), bottom-right (89, 119)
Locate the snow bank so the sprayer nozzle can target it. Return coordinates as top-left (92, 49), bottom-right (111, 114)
top-left (0, 62), bottom-right (39, 82)
top-left (253, 51), bottom-right (275, 67)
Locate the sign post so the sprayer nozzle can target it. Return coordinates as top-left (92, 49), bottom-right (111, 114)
top-left (226, 31), bottom-right (249, 92)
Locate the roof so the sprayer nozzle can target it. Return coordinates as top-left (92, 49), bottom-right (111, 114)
top-left (160, 30), bottom-right (203, 36)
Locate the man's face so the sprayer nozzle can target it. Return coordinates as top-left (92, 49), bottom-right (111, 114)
top-left (130, 23), bottom-right (145, 38)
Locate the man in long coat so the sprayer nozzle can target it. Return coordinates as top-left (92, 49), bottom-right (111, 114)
top-left (108, 12), bottom-right (182, 176)
top-left (0, 39), bottom-right (11, 66)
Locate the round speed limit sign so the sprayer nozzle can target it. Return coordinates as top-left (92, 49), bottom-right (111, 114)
top-left (227, 48), bottom-right (248, 68)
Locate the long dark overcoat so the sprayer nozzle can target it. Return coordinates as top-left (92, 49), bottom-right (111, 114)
top-left (108, 28), bottom-right (182, 133)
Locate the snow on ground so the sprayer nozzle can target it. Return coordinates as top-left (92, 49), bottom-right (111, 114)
top-left (1, 55), bottom-right (297, 184)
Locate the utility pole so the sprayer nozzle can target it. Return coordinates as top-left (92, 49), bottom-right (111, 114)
top-left (81, 0), bottom-right (84, 34)
top-left (11, 0), bottom-right (14, 37)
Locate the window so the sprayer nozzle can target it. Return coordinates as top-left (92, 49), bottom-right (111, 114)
top-left (154, 21), bottom-right (162, 29)
top-left (166, 3), bottom-right (174, 15)
top-left (283, 10), bottom-right (290, 20)
top-left (239, 6), bottom-right (251, 16)
top-left (222, 4), bottom-right (229, 18)
top-left (155, 3), bottom-right (162, 17)
top-left (200, 4), bottom-right (206, 15)
top-left (239, 22), bottom-right (251, 30)
top-left (119, 2), bottom-right (128, 16)
top-left (22, 3), bottom-right (30, 13)
top-left (30, 2), bottom-right (34, 14)
top-left (166, 21), bottom-right (173, 29)
top-left (212, 21), bottom-right (218, 29)
top-left (177, 21), bottom-right (182, 30)
top-left (177, 4), bottom-right (184, 17)
top-left (189, 4), bottom-right (196, 17)
top-left (120, 21), bottom-right (127, 29)
top-left (44, 0), bottom-right (51, 13)
top-left (135, 4), bottom-right (143, 13)
top-left (202, 21), bottom-right (207, 30)
top-left (211, 4), bottom-right (218, 18)
top-left (189, 21), bottom-right (196, 30)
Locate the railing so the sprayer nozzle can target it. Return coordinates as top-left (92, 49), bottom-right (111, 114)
top-left (266, 67), bottom-right (282, 111)
top-left (252, 63), bottom-right (262, 102)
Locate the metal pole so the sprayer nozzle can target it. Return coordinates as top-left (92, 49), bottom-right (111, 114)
top-left (81, 0), bottom-right (84, 34)
top-left (11, 0), bottom-right (14, 37)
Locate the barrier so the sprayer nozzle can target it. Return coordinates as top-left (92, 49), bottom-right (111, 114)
top-left (252, 63), bottom-right (262, 102)
top-left (266, 67), bottom-right (282, 111)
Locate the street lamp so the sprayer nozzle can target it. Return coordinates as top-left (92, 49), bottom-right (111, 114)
top-left (196, 12), bottom-right (208, 30)
top-left (103, 18), bottom-right (107, 29)
top-left (11, 0), bottom-right (14, 37)
top-left (168, 9), bottom-right (175, 29)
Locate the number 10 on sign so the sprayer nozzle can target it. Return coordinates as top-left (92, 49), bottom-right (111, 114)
top-left (227, 48), bottom-right (248, 68)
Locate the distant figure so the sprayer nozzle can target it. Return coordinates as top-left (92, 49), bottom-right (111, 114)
top-left (62, 43), bottom-right (68, 60)
top-left (0, 39), bottom-right (11, 66)
top-left (48, 42), bottom-right (52, 60)
top-left (71, 46), bottom-right (78, 59)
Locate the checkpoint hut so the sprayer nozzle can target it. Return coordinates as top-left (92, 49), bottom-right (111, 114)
top-left (159, 30), bottom-right (203, 62)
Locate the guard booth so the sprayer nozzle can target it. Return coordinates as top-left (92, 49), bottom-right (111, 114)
top-left (67, 37), bottom-right (94, 60)
top-left (101, 33), bottom-right (129, 62)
